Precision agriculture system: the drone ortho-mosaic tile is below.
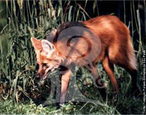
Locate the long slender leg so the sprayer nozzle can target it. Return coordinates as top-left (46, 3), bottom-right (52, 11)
top-left (86, 64), bottom-right (106, 100)
top-left (60, 69), bottom-right (71, 104)
top-left (125, 67), bottom-right (139, 95)
top-left (86, 64), bottom-right (104, 88)
top-left (102, 56), bottom-right (119, 92)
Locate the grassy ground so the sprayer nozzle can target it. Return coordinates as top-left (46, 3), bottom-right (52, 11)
top-left (0, 66), bottom-right (143, 114)
top-left (0, 84), bottom-right (143, 114)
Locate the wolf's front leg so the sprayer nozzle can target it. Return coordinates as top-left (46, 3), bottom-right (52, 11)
top-left (60, 69), bottom-right (71, 104)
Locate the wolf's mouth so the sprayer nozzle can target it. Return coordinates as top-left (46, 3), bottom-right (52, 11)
top-left (42, 66), bottom-right (59, 80)
top-left (42, 70), bottom-right (51, 80)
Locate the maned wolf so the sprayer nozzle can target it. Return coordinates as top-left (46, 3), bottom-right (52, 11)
top-left (31, 15), bottom-right (138, 104)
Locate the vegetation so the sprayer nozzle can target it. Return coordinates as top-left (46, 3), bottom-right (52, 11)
top-left (0, 0), bottom-right (145, 114)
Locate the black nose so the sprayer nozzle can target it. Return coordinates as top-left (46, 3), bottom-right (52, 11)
top-left (35, 73), bottom-right (41, 78)
top-left (36, 75), bottom-right (40, 78)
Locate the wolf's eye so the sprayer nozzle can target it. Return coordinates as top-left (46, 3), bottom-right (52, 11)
top-left (42, 63), bottom-right (47, 67)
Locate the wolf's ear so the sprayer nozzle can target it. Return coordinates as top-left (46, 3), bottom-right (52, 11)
top-left (41, 40), bottom-right (56, 55)
top-left (31, 37), bottom-right (42, 52)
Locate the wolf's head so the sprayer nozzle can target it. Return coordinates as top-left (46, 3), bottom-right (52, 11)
top-left (31, 37), bottom-right (60, 79)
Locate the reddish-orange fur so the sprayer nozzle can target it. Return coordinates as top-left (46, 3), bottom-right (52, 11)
top-left (31, 15), bottom-right (138, 103)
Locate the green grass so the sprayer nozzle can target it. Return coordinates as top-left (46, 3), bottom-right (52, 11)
top-left (0, 99), bottom-right (57, 114)
top-left (0, 0), bottom-right (144, 114)
top-left (0, 91), bottom-right (143, 114)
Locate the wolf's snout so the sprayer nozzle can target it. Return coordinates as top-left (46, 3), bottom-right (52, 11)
top-left (36, 72), bottom-right (44, 78)
top-left (35, 73), bottom-right (41, 78)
